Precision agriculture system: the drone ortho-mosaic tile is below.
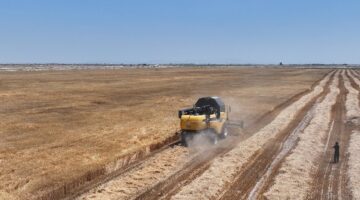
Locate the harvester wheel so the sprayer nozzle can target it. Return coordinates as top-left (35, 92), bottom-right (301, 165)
top-left (181, 132), bottom-right (189, 147)
top-left (210, 132), bottom-right (219, 145)
top-left (220, 126), bottom-right (228, 139)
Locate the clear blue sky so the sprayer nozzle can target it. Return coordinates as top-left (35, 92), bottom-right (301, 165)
top-left (0, 0), bottom-right (359, 64)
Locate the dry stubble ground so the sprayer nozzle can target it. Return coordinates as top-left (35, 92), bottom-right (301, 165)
top-left (0, 67), bottom-right (329, 199)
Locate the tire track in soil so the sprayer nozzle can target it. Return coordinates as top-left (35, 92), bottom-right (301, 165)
top-left (247, 98), bottom-right (319, 200)
top-left (262, 70), bottom-right (340, 200)
top-left (307, 70), bottom-right (352, 200)
top-left (134, 145), bottom-right (231, 200)
top-left (216, 71), bottom-right (335, 200)
top-left (132, 71), bottom-right (335, 200)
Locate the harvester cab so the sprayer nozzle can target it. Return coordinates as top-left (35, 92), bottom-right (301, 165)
top-left (178, 97), bottom-right (230, 146)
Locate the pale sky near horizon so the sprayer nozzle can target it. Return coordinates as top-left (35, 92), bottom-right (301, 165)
top-left (0, 0), bottom-right (359, 64)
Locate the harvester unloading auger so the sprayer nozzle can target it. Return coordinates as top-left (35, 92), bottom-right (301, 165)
top-left (178, 96), bottom-right (243, 146)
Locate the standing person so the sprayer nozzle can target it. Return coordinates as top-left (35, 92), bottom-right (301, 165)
top-left (333, 142), bottom-right (340, 163)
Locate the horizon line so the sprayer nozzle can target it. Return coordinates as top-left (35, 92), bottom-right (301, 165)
top-left (0, 63), bottom-right (358, 66)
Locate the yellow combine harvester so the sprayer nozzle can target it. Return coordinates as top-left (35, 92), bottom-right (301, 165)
top-left (178, 96), bottom-right (232, 146)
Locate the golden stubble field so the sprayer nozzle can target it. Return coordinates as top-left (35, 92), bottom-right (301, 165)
top-left (0, 67), bottom-right (330, 199)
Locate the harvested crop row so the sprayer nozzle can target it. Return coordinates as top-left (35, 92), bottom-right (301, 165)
top-left (248, 98), bottom-right (316, 199)
top-left (264, 71), bottom-right (340, 199)
top-left (349, 70), bottom-right (360, 89)
top-left (343, 71), bottom-right (360, 123)
top-left (344, 71), bottom-right (360, 199)
top-left (352, 70), bottom-right (360, 77)
top-left (76, 146), bottom-right (192, 200)
top-left (348, 131), bottom-right (360, 199)
top-left (171, 72), bottom-right (333, 200)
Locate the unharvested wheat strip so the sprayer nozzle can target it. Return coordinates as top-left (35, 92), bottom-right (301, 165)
top-left (264, 71), bottom-right (340, 199)
top-left (171, 71), bottom-right (334, 200)
top-left (344, 71), bottom-right (360, 199)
